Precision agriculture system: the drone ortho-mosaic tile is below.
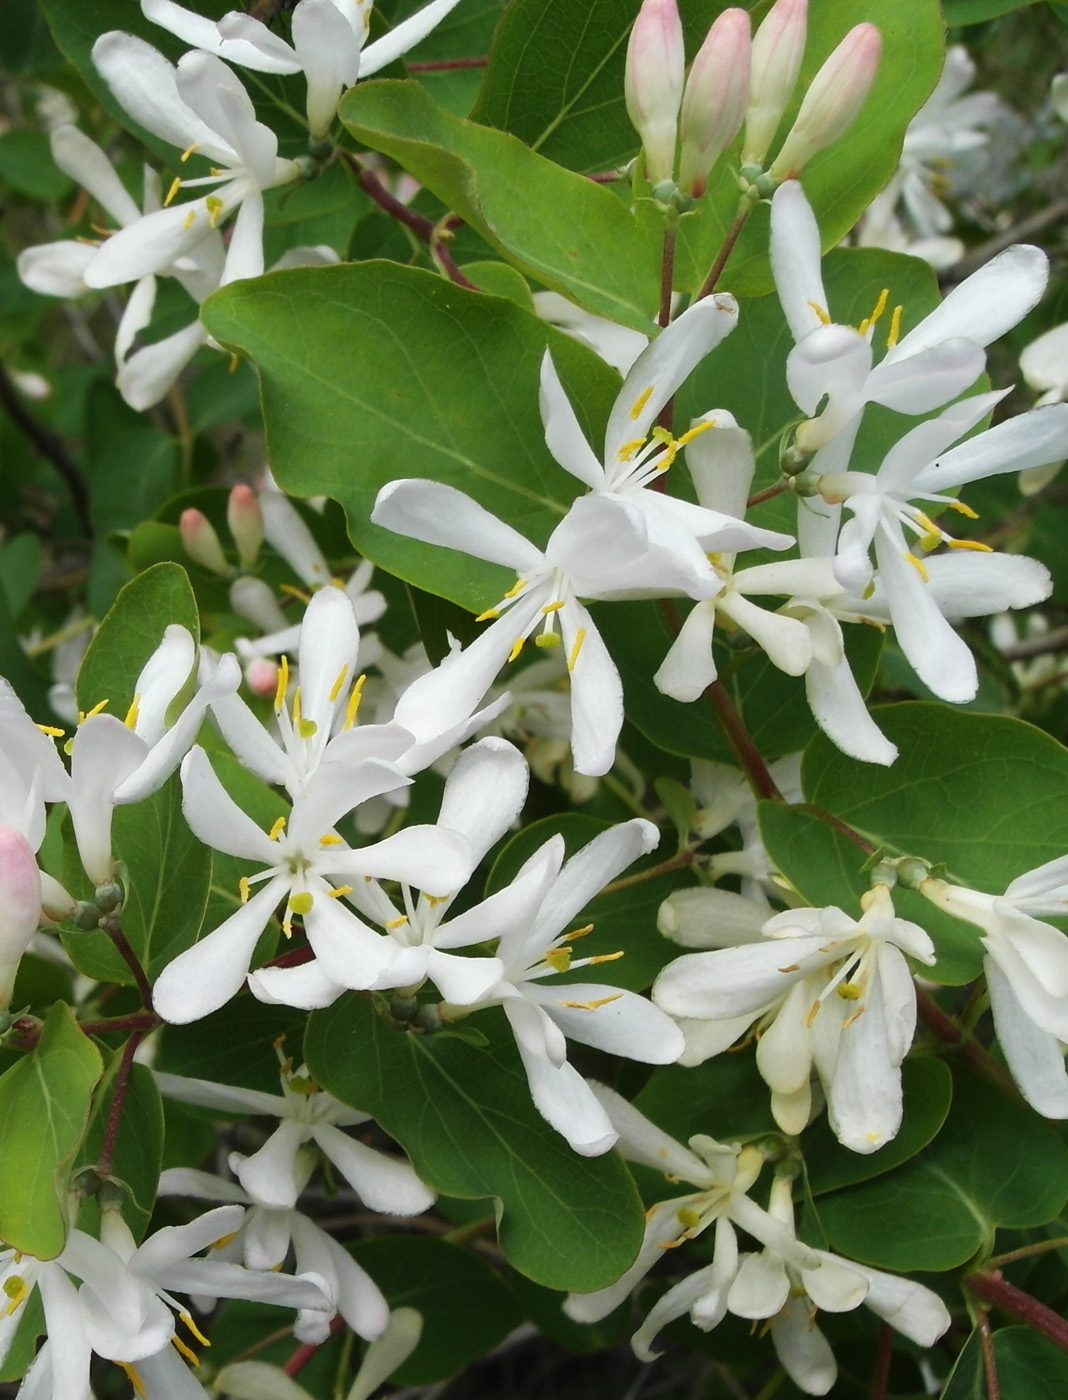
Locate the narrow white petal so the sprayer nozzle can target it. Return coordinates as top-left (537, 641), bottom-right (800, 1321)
top-left (771, 181), bottom-right (829, 342)
top-left (534, 984), bottom-right (684, 1063)
top-left (654, 599), bottom-right (719, 702)
top-left (437, 736), bottom-right (529, 863)
top-left (92, 32), bottom-right (226, 155)
top-left (141, 0), bottom-right (301, 71)
top-left (372, 479), bottom-right (545, 574)
top-left (532, 818), bottom-right (658, 944)
top-left (313, 1122), bottom-right (436, 1214)
top-left (52, 125), bottom-right (140, 225)
top-left (360, 0), bottom-right (466, 75)
top-left (559, 599), bottom-right (623, 777)
top-left (538, 351), bottom-right (604, 489)
top-left (986, 956), bottom-right (1068, 1117)
top-left (179, 745), bottom-right (276, 861)
top-left (118, 319), bottom-right (207, 410)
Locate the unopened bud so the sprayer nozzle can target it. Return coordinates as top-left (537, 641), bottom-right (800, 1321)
top-left (179, 508), bottom-right (231, 577)
top-left (741, 0), bottom-right (808, 166)
top-left (227, 483), bottom-right (264, 571)
top-left (625, 0), bottom-right (685, 184)
top-left (678, 8), bottom-right (751, 198)
top-left (245, 656), bottom-right (281, 697)
top-left (0, 828), bottom-right (41, 1011)
top-left (768, 24), bottom-right (881, 181)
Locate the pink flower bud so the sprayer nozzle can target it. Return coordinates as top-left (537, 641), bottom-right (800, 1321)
top-left (180, 508), bottom-right (231, 577)
top-left (227, 483), bottom-right (264, 571)
top-left (741, 0), bottom-right (808, 166)
top-left (245, 656), bottom-right (281, 697)
top-left (768, 24), bottom-right (881, 181)
top-left (0, 827), bottom-right (41, 1009)
top-left (625, 0), bottom-right (686, 183)
top-left (678, 8), bottom-right (752, 197)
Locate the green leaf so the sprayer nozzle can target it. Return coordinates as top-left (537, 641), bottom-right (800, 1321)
top-left (0, 1003), bottom-right (103, 1257)
top-left (202, 262), bottom-right (619, 611)
top-left (75, 561), bottom-right (199, 715)
top-left (945, 0), bottom-right (1036, 21)
top-left (338, 79), bottom-right (660, 330)
top-left (814, 1070), bottom-right (1068, 1271)
top-left (158, 1000), bottom-right (308, 1098)
top-left (304, 994), bottom-right (644, 1291)
top-left (75, 1062), bottom-right (163, 1240)
top-left (634, 1052), bottom-right (778, 1147)
top-left (803, 703), bottom-right (1068, 897)
top-left (941, 1326), bottom-right (1068, 1400)
top-left (348, 1236), bottom-right (522, 1383)
top-left (0, 130), bottom-right (71, 201)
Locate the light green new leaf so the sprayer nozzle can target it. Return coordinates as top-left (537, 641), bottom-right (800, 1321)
top-left (0, 1003), bottom-right (103, 1258)
top-left (202, 261), bottom-right (620, 611)
top-left (339, 79), bottom-right (661, 331)
top-left (304, 994), bottom-right (644, 1291)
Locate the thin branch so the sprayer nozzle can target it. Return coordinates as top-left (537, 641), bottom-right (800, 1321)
top-left (915, 988), bottom-right (1021, 1101)
top-left (406, 55), bottom-right (488, 71)
top-left (797, 803), bottom-right (877, 856)
top-left (659, 223), bottom-right (677, 329)
top-left (0, 361), bottom-right (92, 535)
top-left (998, 625), bottom-right (1068, 661)
top-left (868, 1323), bottom-right (894, 1400)
top-left (283, 1316), bottom-right (346, 1377)
top-left (100, 916), bottom-right (154, 1012)
top-left (708, 680), bottom-right (783, 800)
top-left (603, 849), bottom-right (696, 893)
top-left (98, 1030), bottom-right (146, 1178)
top-left (80, 1013), bottom-right (162, 1036)
top-left (747, 481), bottom-right (789, 509)
top-left (976, 1307), bottom-right (1001, 1400)
top-left (970, 1271), bottom-right (1068, 1357)
top-left (697, 203), bottom-right (752, 300)
top-left (988, 1237), bottom-right (1068, 1270)
top-left (941, 198), bottom-right (1068, 286)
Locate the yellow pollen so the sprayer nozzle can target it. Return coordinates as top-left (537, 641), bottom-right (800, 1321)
top-left (212, 1231), bottom-right (239, 1250)
top-left (677, 1206), bottom-right (702, 1229)
top-left (535, 633), bottom-right (561, 649)
top-left (629, 385), bottom-right (655, 420)
top-left (3, 1279), bottom-right (27, 1314)
top-left (947, 499), bottom-right (979, 519)
top-left (560, 992), bottom-right (624, 1010)
top-left (343, 673), bottom-right (367, 730)
top-left (912, 510), bottom-right (939, 535)
top-left (567, 628), bottom-right (586, 672)
top-left (386, 916), bottom-right (409, 929)
top-left (948, 538), bottom-right (993, 553)
top-left (163, 177), bottom-right (182, 207)
top-left (124, 696), bottom-right (141, 730)
top-left (280, 584), bottom-right (311, 603)
top-left (180, 141), bottom-right (200, 162)
top-left (508, 636), bottom-right (525, 664)
top-left (36, 724), bottom-right (64, 737)
top-left (504, 578), bottom-right (527, 599)
top-left (274, 654), bottom-right (290, 711)
top-left (565, 923), bottom-right (594, 941)
top-left (289, 892), bottom-right (313, 916)
top-left (81, 698), bottom-right (110, 722)
top-left (544, 948), bottom-right (572, 973)
top-left (887, 305), bottom-right (904, 348)
top-left (238, 876), bottom-right (250, 905)
top-left (676, 420), bottom-right (714, 447)
top-left (919, 531), bottom-right (941, 553)
top-left (205, 195), bottom-right (224, 228)
top-left (118, 1362), bottom-right (147, 1397)
top-left (183, 208), bottom-right (197, 230)
top-left (807, 300), bottom-right (831, 325)
top-left (658, 1237), bottom-right (686, 1250)
top-left (180, 1311), bottom-right (210, 1345)
top-left (836, 982), bottom-right (862, 1001)
top-left (589, 951), bottom-right (625, 964)
top-left (542, 600), bottom-right (566, 614)
top-left (327, 666), bottom-right (349, 703)
top-left (865, 287), bottom-right (889, 330)
top-left (327, 885), bottom-right (353, 899)
top-left (616, 436), bottom-right (646, 462)
top-left (424, 894), bottom-right (449, 906)
top-left (268, 817), bottom-right (286, 841)
top-left (171, 1336), bottom-right (200, 1366)
top-left (319, 833), bottom-right (343, 846)
top-left (476, 607), bottom-right (501, 622)
top-left (904, 552), bottom-right (930, 582)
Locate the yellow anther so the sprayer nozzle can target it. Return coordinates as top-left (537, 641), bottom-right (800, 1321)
top-left (238, 876), bottom-right (250, 905)
top-left (124, 696), bottom-right (141, 730)
top-left (589, 951), bottom-right (625, 964)
top-left (567, 628), bottom-right (586, 672)
top-left (560, 992), bottom-right (624, 1010)
top-left (328, 885), bottom-right (353, 899)
top-left (542, 600), bottom-right (566, 614)
top-left (842, 1005), bottom-right (868, 1030)
top-left (807, 300), bottom-right (831, 325)
top-left (912, 510), bottom-right (939, 535)
top-left (836, 982), bottom-right (862, 1001)
top-left (948, 538), bottom-right (993, 553)
top-left (180, 141), bottom-right (200, 161)
top-left (386, 916), bottom-right (409, 929)
top-left (229, 353), bottom-right (239, 373)
top-left (180, 1311), bottom-right (211, 1346)
top-left (616, 436), bottom-right (646, 462)
top-left (118, 1362), bottom-right (147, 1398)
top-left (209, 167), bottom-right (225, 177)
top-left (268, 817), bottom-right (286, 841)
top-left (476, 607), bottom-right (501, 622)
top-left (887, 305), bottom-right (904, 348)
top-left (565, 923), bottom-right (594, 941)
top-left (629, 384), bottom-right (655, 420)
top-left (163, 177), bottom-right (182, 207)
top-left (36, 724), bottom-right (64, 738)
top-left (343, 673), bottom-right (366, 731)
top-left (280, 584), bottom-right (311, 603)
top-left (866, 287), bottom-right (889, 328)
top-left (535, 633), bottom-right (561, 649)
top-left (212, 1231), bottom-right (239, 1250)
top-left (183, 208), bottom-right (197, 230)
top-left (205, 195), bottom-right (224, 228)
top-left (904, 552), bottom-right (930, 582)
top-left (327, 666), bottom-right (349, 703)
top-left (424, 894), bottom-right (449, 906)
top-left (504, 578), bottom-right (528, 599)
top-left (947, 499), bottom-right (979, 519)
top-left (319, 833), bottom-right (343, 845)
top-left (806, 999), bottom-right (822, 1028)
top-left (544, 948), bottom-right (572, 973)
top-left (289, 892), bottom-right (313, 916)
top-left (508, 636), bottom-right (525, 664)
top-left (274, 654), bottom-right (290, 711)
top-left (80, 698), bottom-right (110, 722)
top-left (676, 420), bottom-right (714, 447)
top-left (171, 1335), bottom-right (200, 1366)
top-left (658, 1237), bottom-right (686, 1250)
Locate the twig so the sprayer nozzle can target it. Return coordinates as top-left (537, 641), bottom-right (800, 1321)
top-left (697, 203), bottom-right (753, 300)
top-left (603, 849), bottom-right (696, 893)
top-left (0, 361), bottom-right (92, 535)
top-left (707, 680), bottom-right (782, 800)
top-left (80, 1012), bottom-right (162, 1036)
top-left (941, 198), bottom-right (1068, 286)
top-left (406, 56), bottom-right (488, 71)
top-left (747, 481), bottom-right (789, 508)
top-left (998, 625), bottom-right (1068, 661)
top-left (988, 1236), bottom-right (1068, 1270)
top-left (970, 1271), bottom-right (1068, 1355)
top-left (284, 1316), bottom-right (346, 1377)
top-left (98, 1030), bottom-right (145, 1178)
top-left (868, 1323), bottom-right (893, 1400)
top-left (659, 223), bottom-right (677, 329)
top-left (915, 987), bottom-right (1021, 1100)
top-left (797, 803), bottom-right (877, 856)
top-left (100, 916), bottom-right (154, 1012)
top-left (976, 1307), bottom-right (1001, 1400)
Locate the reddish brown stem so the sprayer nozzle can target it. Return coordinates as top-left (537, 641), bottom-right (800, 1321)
top-left (98, 1031), bottom-right (145, 1178)
top-left (406, 56), bottom-right (487, 70)
top-left (747, 481), bottom-right (789, 508)
top-left (977, 1308), bottom-right (1001, 1400)
top-left (346, 155), bottom-right (435, 238)
top-left (797, 803), bottom-right (877, 856)
top-left (970, 1272), bottom-right (1068, 1355)
top-left (284, 1316), bottom-right (346, 1376)
top-left (869, 1323), bottom-right (893, 1400)
top-left (915, 988), bottom-right (1021, 1100)
top-left (585, 170), bottom-right (625, 184)
top-left (432, 240), bottom-right (480, 290)
top-left (698, 205), bottom-right (752, 300)
top-left (80, 1013), bottom-right (162, 1036)
top-left (100, 917), bottom-right (154, 1011)
top-left (658, 223), bottom-right (676, 329)
top-left (707, 680), bottom-right (782, 801)
top-left (603, 850), bottom-right (696, 894)
top-left (265, 942), bottom-right (316, 970)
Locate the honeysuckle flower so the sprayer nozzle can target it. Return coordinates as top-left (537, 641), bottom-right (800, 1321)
top-left (83, 37), bottom-right (302, 289)
top-left (156, 1062), bottom-right (434, 1217)
top-left (67, 632), bottom-right (241, 885)
top-left (770, 179), bottom-right (1048, 495)
top-left (678, 8), bottom-right (750, 197)
top-left (654, 884), bottom-right (935, 1150)
top-left (919, 873), bottom-right (1068, 1117)
top-left (151, 744), bottom-right (473, 1022)
top-left (142, 0), bottom-right (467, 139)
top-left (251, 737), bottom-right (527, 1008)
top-left (157, 1166), bottom-right (394, 1346)
top-left (625, 0), bottom-right (685, 183)
top-left (437, 819), bottom-right (685, 1155)
top-left (532, 292), bottom-right (649, 376)
top-left (0, 826), bottom-right (43, 1009)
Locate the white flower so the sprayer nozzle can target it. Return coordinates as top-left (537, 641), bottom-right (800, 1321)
top-left (654, 885), bottom-right (934, 1151)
